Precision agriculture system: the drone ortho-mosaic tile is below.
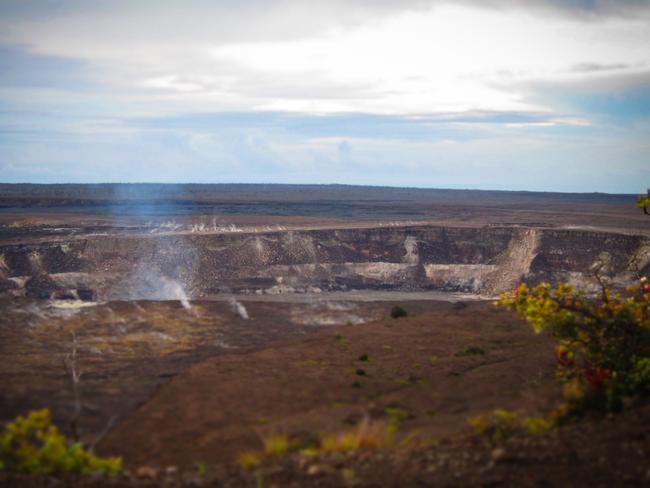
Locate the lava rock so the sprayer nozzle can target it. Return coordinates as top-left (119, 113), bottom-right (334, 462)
top-left (24, 274), bottom-right (59, 299)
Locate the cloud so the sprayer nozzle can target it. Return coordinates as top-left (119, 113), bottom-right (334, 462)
top-left (0, 1), bottom-right (647, 119)
top-left (570, 62), bottom-right (640, 73)
top-left (518, 71), bottom-right (650, 123)
top-left (455, 0), bottom-right (650, 17)
top-left (0, 1), bottom-right (648, 191)
top-left (0, 44), bottom-right (94, 91)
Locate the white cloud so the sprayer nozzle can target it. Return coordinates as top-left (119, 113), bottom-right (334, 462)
top-left (208, 4), bottom-right (649, 114)
top-left (1, 2), bottom-right (648, 117)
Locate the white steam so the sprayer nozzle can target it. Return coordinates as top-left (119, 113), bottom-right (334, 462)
top-left (228, 297), bottom-right (249, 319)
top-left (112, 263), bottom-right (192, 309)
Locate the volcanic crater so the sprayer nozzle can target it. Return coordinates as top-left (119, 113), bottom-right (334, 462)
top-left (1, 184), bottom-right (649, 486)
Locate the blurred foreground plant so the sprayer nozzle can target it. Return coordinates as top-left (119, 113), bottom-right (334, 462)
top-left (638, 188), bottom-right (650, 215)
top-left (469, 408), bottom-right (557, 443)
top-left (0, 409), bottom-right (122, 475)
top-left (499, 279), bottom-right (650, 412)
top-left (238, 419), bottom-right (396, 469)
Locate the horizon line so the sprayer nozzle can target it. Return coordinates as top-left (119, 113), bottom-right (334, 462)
top-left (0, 181), bottom-right (643, 197)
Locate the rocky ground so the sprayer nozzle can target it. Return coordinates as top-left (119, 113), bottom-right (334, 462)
top-left (2, 301), bottom-right (649, 487)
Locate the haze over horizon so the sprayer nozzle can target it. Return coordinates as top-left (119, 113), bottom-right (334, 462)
top-left (1, 0), bottom-right (649, 193)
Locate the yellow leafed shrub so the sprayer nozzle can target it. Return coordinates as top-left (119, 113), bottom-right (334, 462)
top-left (0, 409), bottom-right (122, 475)
top-left (498, 279), bottom-right (650, 412)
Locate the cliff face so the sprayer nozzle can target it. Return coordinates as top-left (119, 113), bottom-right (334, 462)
top-left (0, 225), bottom-right (647, 299)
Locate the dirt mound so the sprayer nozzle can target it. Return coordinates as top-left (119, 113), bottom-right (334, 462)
top-left (98, 302), bottom-right (559, 467)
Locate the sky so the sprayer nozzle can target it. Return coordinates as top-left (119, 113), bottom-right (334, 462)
top-left (0, 0), bottom-right (649, 193)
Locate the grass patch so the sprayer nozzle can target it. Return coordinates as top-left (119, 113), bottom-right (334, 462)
top-left (319, 419), bottom-right (393, 453)
top-left (334, 333), bottom-right (350, 349)
top-left (239, 419), bottom-right (428, 467)
top-left (238, 451), bottom-right (262, 469)
top-left (303, 359), bottom-right (328, 368)
top-left (263, 434), bottom-right (291, 456)
top-left (455, 345), bottom-right (485, 357)
top-left (385, 407), bottom-right (414, 432)
top-left (468, 408), bottom-right (557, 443)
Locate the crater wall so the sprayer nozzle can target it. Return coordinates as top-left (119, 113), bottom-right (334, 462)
top-left (1, 225), bottom-right (647, 299)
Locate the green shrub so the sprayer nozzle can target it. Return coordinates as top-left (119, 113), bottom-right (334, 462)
top-left (390, 306), bottom-right (408, 319)
top-left (0, 409), bottom-right (122, 475)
